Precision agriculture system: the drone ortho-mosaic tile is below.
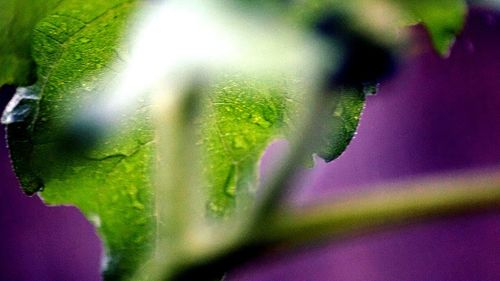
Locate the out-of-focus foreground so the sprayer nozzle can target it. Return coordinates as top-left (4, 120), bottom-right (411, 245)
top-left (0, 6), bottom-right (499, 281)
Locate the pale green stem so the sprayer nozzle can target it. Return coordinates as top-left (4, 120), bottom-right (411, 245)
top-left (257, 170), bottom-right (500, 245)
top-left (249, 91), bottom-right (336, 226)
top-left (134, 82), bottom-right (211, 281)
top-left (168, 169), bottom-right (500, 281)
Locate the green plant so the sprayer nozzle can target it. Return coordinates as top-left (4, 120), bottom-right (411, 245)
top-left (1, 1), bottom-right (499, 281)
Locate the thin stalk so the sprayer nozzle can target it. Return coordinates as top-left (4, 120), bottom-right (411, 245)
top-left (169, 169), bottom-right (500, 281)
top-left (257, 169), bottom-right (500, 245)
top-left (250, 90), bottom-right (336, 225)
top-left (136, 81), bottom-right (212, 281)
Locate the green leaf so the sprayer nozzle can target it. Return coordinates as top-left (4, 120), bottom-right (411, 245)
top-left (316, 89), bottom-right (365, 162)
top-left (3, 1), bottom-right (364, 279)
top-left (290, 0), bottom-right (466, 55)
top-left (0, 0), bottom-right (62, 86)
top-left (200, 79), bottom-right (365, 217)
top-left (397, 0), bottom-right (467, 55)
top-left (5, 1), bottom-right (154, 279)
top-left (199, 78), bottom-right (292, 217)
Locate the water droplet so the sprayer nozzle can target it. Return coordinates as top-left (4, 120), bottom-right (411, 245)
top-left (1, 87), bottom-right (40, 124)
top-left (224, 164), bottom-right (237, 197)
top-left (225, 186), bottom-right (236, 197)
top-left (264, 105), bottom-right (279, 122)
top-left (71, 166), bottom-right (84, 173)
top-left (250, 114), bottom-right (271, 128)
top-left (334, 106), bottom-right (343, 117)
top-left (233, 135), bottom-right (248, 149)
top-left (127, 185), bottom-right (145, 210)
top-left (133, 236), bottom-right (145, 244)
top-left (132, 201), bottom-right (145, 210)
top-left (79, 37), bottom-right (90, 43)
top-left (208, 201), bottom-right (224, 215)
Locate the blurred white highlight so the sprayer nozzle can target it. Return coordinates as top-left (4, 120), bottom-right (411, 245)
top-left (87, 0), bottom-right (330, 126)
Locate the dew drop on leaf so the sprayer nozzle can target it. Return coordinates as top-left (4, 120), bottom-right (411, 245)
top-left (250, 113), bottom-right (271, 128)
top-left (79, 37), bottom-right (91, 43)
top-left (223, 164), bottom-right (237, 197)
top-left (233, 135), bottom-right (248, 149)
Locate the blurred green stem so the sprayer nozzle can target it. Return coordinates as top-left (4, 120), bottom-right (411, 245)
top-left (142, 81), bottom-right (211, 281)
top-left (258, 170), bottom-right (500, 245)
top-left (169, 169), bottom-right (500, 281)
top-left (249, 91), bottom-right (336, 226)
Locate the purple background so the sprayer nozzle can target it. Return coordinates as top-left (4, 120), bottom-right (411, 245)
top-left (1, 8), bottom-right (500, 281)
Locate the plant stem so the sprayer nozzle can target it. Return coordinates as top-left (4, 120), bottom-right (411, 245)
top-left (138, 81), bottom-right (212, 281)
top-left (169, 169), bottom-right (500, 281)
top-left (250, 91), bottom-right (336, 225)
top-left (257, 169), bottom-right (500, 245)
